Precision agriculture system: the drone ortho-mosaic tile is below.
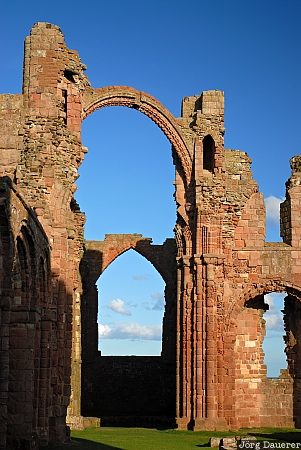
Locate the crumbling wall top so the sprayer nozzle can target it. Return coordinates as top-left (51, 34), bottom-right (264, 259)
top-left (181, 90), bottom-right (224, 119)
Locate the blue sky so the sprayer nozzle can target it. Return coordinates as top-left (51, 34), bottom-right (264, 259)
top-left (1, 0), bottom-right (300, 375)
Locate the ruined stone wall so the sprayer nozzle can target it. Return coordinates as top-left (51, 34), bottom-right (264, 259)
top-left (82, 356), bottom-right (175, 423)
top-left (232, 303), bottom-right (294, 429)
top-left (0, 178), bottom-right (54, 449)
top-left (0, 23), bottom-right (94, 448)
top-left (233, 305), bottom-right (266, 428)
top-left (174, 88), bottom-right (301, 430)
top-left (0, 21), bottom-right (301, 447)
top-left (262, 374), bottom-right (294, 428)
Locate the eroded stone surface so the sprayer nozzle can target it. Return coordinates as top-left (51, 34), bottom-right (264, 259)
top-left (0, 22), bottom-right (300, 449)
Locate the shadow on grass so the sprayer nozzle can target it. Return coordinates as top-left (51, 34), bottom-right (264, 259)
top-left (45, 437), bottom-right (124, 450)
top-left (249, 431), bottom-right (301, 443)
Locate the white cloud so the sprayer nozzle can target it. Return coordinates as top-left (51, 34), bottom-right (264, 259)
top-left (107, 298), bottom-right (131, 316)
top-left (264, 293), bottom-right (283, 331)
top-left (98, 323), bottom-right (112, 337)
top-left (98, 322), bottom-right (162, 341)
top-left (265, 293), bottom-right (275, 308)
top-left (264, 196), bottom-right (284, 224)
top-left (265, 314), bottom-right (283, 331)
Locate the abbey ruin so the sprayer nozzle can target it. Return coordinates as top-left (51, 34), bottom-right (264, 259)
top-left (0, 23), bottom-right (300, 449)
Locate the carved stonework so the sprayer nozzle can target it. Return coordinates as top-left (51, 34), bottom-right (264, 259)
top-left (0, 22), bottom-right (300, 448)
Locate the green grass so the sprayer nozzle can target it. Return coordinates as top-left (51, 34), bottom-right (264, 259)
top-left (46, 427), bottom-right (301, 450)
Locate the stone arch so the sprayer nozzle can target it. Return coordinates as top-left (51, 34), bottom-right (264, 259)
top-left (102, 244), bottom-right (166, 284)
top-left (0, 203), bottom-right (12, 449)
top-left (81, 240), bottom-right (176, 419)
top-left (225, 279), bottom-right (301, 331)
top-left (48, 180), bottom-right (74, 226)
top-left (104, 246), bottom-right (163, 280)
top-left (82, 86), bottom-right (192, 184)
top-left (224, 281), bottom-right (301, 428)
top-left (80, 234), bottom-right (177, 382)
top-left (16, 228), bottom-right (53, 442)
top-left (16, 224), bottom-right (39, 307)
top-left (0, 204), bottom-right (13, 305)
top-left (8, 224), bottom-right (38, 442)
top-left (83, 235), bottom-right (176, 286)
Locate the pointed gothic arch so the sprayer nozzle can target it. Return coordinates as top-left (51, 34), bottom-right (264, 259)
top-left (82, 86), bottom-right (192, 185)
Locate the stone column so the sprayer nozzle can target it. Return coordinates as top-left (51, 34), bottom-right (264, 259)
top-left (176, 256), bottom-right (193, 429)
top-left (175, 257), bottom-right (183, 421)
top-left (193, 257), bottom-right (204, 422)
top-left (66, 290), bottom-right (82, 427)
top-left (66, 285), bottom-right (100, 430)
top-left (194, 255), bottom-right (227, 430)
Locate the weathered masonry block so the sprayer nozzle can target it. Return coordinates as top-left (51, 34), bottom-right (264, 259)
top-left (0, 22), bottom-right (300, 448)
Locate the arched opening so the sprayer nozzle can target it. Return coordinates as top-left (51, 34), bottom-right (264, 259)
top-left (98, 249), bottom-right (165, 356)
top-left (233, 289), bottom-right (301, 428)
top-left (203, 135), bottom-right (215, 172)
top-left (78, 105), bottom-right (177, 424)
top-left (16, 226), bottom-right (36, 307)
top-left (77, 106), bottom-right (176, 358)
top-left (8, 227), bottom-right (36, 441)
top-left (81, 86), bottom-right (192, 186)
top-left (76, 106), bottom-right (175, 241)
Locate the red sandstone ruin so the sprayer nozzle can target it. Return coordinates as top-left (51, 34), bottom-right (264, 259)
top-left (0, 22), bottom-right (300, 449)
